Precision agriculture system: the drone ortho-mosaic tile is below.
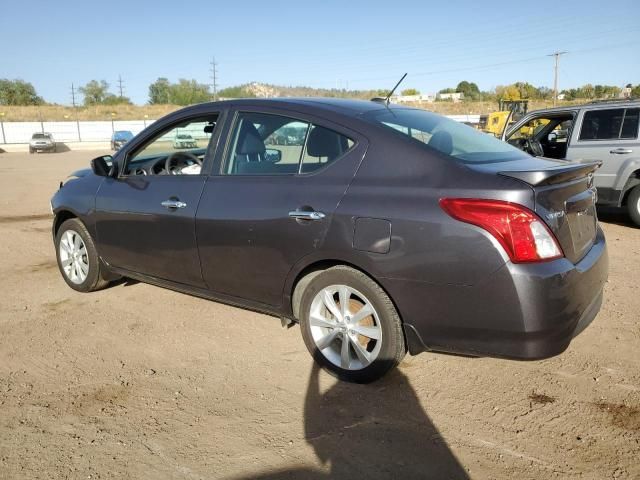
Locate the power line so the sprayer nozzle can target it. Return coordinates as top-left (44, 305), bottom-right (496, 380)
top-left (70, 83), bottom-right (81, 141)
top-left (117, 75), bottom-right (125, 98)
top-left (210, 57), bottom-right (218, 101)
top-left (547, 51), bottom-right (567, 106)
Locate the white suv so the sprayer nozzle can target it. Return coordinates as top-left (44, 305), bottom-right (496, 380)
top-left (504, 100), bottom-right (640, 225)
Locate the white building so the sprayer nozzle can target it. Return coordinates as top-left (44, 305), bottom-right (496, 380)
top-left (436, 92), bottom-right (464, 102)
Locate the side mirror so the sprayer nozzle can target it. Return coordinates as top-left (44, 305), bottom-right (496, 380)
top-left (90, 155), bottom-right (112, 177)
top-left (264, 148), bottom-right (282, 163)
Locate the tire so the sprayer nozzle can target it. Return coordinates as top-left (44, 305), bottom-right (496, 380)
top-left (298, 266), bottom-right (406, 383)
top-left (627, 185), bottom-right (640, 227)
top-left (29, 147), bottom-right (34, 154)
top-left (55, 218), bottom-right (111, 292)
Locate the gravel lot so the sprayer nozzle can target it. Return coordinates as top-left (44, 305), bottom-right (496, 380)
top-left (1, 151), bottom-right (638, 479)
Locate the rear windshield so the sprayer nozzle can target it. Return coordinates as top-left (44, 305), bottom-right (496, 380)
top-left (114, 131), bottom-right (133, 140)
top-left (365, 108), bottom-right (524, 163)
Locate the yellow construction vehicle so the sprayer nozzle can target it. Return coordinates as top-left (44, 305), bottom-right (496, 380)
top-left (480, 100), bottom-right (529, 137)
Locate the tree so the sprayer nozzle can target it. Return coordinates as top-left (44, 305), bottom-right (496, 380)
top-left (631, 85), bottom-right (640, 97)
top-left (401, 88), bottom-right (420, 96)
top-left (148, 77), bottom-right (172, 104)
top-left (438, 87), bottom-right (456, 94)
top-left (495, 85), bottom-right (521, 100)
top-left (0, 79), bottom-right (44, 105)
top-left (79, 80), bottom-right (110, 105)
top-left (455, 81), bottom-right (480, 99)
top-left (147, 78), bottom-right (211, 105)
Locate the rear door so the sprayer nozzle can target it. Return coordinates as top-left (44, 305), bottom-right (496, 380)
top-left (195, 107), bottom-right (367, 307)
top-left (566, 107), bottom-right (640, 190)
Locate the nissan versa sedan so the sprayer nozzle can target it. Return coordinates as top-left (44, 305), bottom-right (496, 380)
top-left (51, 98), bottom-right (608, 383)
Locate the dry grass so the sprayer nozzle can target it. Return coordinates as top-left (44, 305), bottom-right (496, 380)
top-left (0, 104), bottom-right (180, 122)
top-left (0, 99), bottom-right (593, 121)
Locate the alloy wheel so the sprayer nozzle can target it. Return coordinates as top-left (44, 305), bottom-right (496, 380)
top-left (309, 285), bottom-right (382, 370)
top-left (59, 229), bottom-right (89, 284)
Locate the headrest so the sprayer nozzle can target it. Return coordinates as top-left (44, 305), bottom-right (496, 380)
top-left (306, 126), bottom-right (341, 159)
top-left (428, 130), bottom-right (453, 155)
top-left (236, 121), bottom-right (265, 155)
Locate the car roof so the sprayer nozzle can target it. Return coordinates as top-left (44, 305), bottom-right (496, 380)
top-left (528, 99), bottom-right (640, 115)
top-left (197, 97), bottom-right (403, 117)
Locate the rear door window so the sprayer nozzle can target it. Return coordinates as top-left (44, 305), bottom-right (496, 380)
top-left (224, 112), bottom-right (354, 175)
top-left (579, 108), bottom-right (639, 140)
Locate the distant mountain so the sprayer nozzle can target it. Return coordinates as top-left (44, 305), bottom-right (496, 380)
top-left (218, 82), bottom-right (385, 100)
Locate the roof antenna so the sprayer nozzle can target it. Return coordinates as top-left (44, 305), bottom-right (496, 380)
top-left (385, 73), bottom-right (407, 105)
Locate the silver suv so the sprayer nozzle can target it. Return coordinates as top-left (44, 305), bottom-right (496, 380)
top-left (29, 132), bottom-right (57, 153)
top-left (503, 99), bottom-right (640, 225)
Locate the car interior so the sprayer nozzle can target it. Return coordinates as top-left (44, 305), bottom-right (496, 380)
top-left (227, 114), bottom-right (353, 175)
top-left (506, 114), bottom-right (575, 159)
top-left (124, 116), bottom-right (218, 176)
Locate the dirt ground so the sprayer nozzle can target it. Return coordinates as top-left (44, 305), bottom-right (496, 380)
top-left (0, 150), bottom-right (638, 480)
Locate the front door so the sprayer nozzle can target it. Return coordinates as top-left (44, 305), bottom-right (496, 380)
top-left (196, 109), bottom-right (366, 306)
top-left (95, 114), bottom-right (221, 287)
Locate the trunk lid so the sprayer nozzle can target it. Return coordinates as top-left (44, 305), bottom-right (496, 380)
top-left (470, 157), bottom-right (600, 264)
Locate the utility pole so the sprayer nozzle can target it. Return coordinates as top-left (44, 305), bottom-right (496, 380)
top-left (71, 83), bottom-right (81, 141)
top-left (548, 51), bottom-right (567, 107)
top-left (210, 57), bottom-right (218, 101)
top-left (117, 75), bottom-right (125, 99)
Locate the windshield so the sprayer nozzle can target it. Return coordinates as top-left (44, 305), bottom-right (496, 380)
top-left (365, 108), bottom-right (525, 163)
top-left (114, 131), bottom-right (133, 141)
top-left (32, 133), bottom-right (49, 139)
top-left (176, 134), bottom-right (192, 139)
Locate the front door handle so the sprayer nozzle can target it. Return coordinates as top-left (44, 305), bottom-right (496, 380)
top-left (288, 209), bottom-right (326, 221)
top-left (161, 199), bottom-right (187, 209)
top-left (610, 148), bottom-right (633, 154)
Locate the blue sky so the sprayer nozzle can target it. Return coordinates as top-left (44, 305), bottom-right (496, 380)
top-left (2, 0), bottom-right (639, 105)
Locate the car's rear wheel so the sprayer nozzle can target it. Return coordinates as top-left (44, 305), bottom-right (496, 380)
top-left (298, 266), bottom-right (406, 383)
top-left (55, 218), bottom-right (111, 292)
top-left (627, 185), bottom-right (640, 227)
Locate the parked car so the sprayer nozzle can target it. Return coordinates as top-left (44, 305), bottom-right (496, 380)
top-left (29, 132), bottom-right (56, 153)
top-left (173, 133), bottom-right (197, 149)
top-left (50, 98), bottom-right (608, 383)
top-left (502, 99), bottom-right (640, 225)
top-left (111, 130), bottom-right (134, 151)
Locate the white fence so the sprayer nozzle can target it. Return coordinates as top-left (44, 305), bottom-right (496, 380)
top-left (0, 120), bottom-right (156, 144)
top-left (0, 115), bottom-right (482, 144)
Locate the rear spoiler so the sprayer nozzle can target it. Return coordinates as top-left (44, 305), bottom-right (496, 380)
top-left (498, 161), bottom-right (601, 187)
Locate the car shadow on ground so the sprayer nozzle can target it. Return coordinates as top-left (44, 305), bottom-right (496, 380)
top-left (597, 206), bottom-right (636, 228)
top-left (228, 363), bottom-right (469, 480)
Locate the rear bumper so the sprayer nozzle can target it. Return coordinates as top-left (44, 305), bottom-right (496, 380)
top-left (389, 227), bottom-right (608, 360)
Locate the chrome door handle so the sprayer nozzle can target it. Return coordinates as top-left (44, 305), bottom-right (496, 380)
top-left (161, 199), bottom-right (187, 209)
top-left (288, 210), bottom-right (326, 220)
top-left (610, 148), bottom-right (633, 154)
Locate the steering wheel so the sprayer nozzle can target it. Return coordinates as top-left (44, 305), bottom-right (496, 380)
top-left (524, 138), bottom-right (544, 157)
top-left (164, 151), bottom-right (202, 175)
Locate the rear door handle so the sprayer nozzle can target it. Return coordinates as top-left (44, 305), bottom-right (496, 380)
top-left (610, 148), bottom-right (633, 154)
top-left (288, 210), bottom-right (325, 220)
top-left (161, 199), bottom-right (187, 209)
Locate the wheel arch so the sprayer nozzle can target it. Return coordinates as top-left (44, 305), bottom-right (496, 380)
top-left (53, 209), bottom-right (78, 238)
top-left (287, 258), bottom-right (425, 356)
top-left (620, 169), bottom-right (640, 206)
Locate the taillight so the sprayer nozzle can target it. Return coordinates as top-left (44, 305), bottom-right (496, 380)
top-left (439, 198), bottom-right (563, 263)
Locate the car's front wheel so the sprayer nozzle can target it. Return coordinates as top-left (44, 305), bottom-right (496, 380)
top-left (55, 218), bottom-right (111, 292)
top-left (627, 185), bottom-right (640, 227)
top-left (298, 266), bottom-right (406, 383)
